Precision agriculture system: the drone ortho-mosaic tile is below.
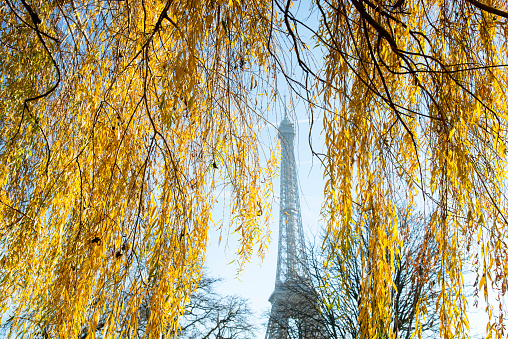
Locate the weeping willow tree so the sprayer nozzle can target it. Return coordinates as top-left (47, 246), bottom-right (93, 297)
top-left (0, 0), bottom-right (278, 338)
top-left (1, 0), bottom-right (508, 338)
top-left (304, 1), bottom-right (508, 339)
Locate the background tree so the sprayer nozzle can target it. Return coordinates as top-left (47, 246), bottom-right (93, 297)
top-left (177, 274), bottom-right (258, 339)
top-left (265, 204), bottom-right (441, 339)
top-left (315, 207), bottom-right (440, 339)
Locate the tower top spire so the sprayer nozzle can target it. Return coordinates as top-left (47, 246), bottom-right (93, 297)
top-left (281, 95), bottom-right (293, 122)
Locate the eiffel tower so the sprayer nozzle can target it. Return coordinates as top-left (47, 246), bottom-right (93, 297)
top-left (265, 115), bottom-right (326, 339)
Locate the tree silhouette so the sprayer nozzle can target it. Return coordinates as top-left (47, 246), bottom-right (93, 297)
top-left (267, 205), bottom-right (441, 339)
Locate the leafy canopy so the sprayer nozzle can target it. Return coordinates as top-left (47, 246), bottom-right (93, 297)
top-left (2, 0), bottom-right (508, 338)
top-left (0, 0), bottom-right (276, 337)
top-left (309, 1), bottom-right (508, 338)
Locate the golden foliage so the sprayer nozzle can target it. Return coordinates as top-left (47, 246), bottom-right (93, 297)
top-left (3, 0), bottom-right (508, 338)
top-left (312, 1), bottom-right (508, 338)
top-left (0, 0), bottom-right (277, 337)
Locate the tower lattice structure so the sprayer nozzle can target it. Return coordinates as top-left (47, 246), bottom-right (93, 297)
top-left (265, 116), bottom-right (326, 339)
